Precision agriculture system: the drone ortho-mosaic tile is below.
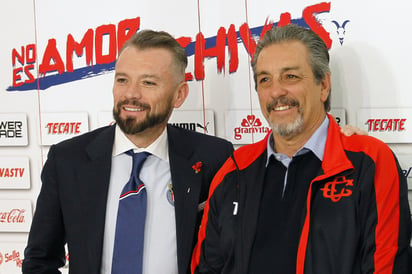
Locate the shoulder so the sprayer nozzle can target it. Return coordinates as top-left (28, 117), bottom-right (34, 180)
top-left (167, 124), bottom-right (233, 149)
top-left (341, 134), bottom-right (394, 160)
top-left (50, 125), bottom-right (114, 155)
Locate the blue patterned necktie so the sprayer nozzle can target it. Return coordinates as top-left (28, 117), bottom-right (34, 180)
top-left (112, 150), bottom-right (150, 274)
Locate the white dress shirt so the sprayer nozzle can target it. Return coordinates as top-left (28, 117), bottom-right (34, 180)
top-left (100, 125), bottom-right (178, 274)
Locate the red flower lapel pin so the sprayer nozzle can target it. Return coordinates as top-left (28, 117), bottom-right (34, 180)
top-left (192, 161), bottom-right (203, 174)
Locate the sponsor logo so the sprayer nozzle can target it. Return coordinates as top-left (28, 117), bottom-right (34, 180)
top-left (0, 168), bottom-right (24, 178)
top-left (331, 20), bottom-right (350, 45)
top-left (0, 157), bottom-right (30, 189)
top-left (234, 115), bottom-right (270, 141)
top-left (41, 112), bottom-right (89, 145)
top-left (3, 250), bottom-right (22, 268)
top-left (0, 121), bottom-right (23, 139)
top-left (0, 252), bottom-right (3, 266)
top-left (45, 122), bottom-right (82, 134)
top-left (0, 209), bottom-right (26, 224)
top-left (0, 114), bottom-right (28, 146)
top-left (321, 176), bottom-right (353, 202)
top-left (365, 118), bottom-right (406, 132)
top-left (8, 2), bottom-right (334, 91)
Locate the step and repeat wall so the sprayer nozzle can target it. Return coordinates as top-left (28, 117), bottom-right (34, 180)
top-left (1, 0), bottom-right (412, 272)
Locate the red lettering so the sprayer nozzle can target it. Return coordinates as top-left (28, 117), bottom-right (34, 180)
top-left (194, 32), bottom-right (206, 80)
top-left (303, 2), bottom-right (332, 49)
top-left (227, 24), bottom-right (239, 73)
top-left (373, 119), bottom-right (380, 131)
top-left (12, 67), bottom-right (24, 87)
top-left (117, 17), bottom-right (141, 51)
top-left (380, 119), bottom-right (387, 131)
top-left (24, 64), bottom-right (35, 84)
top-left (278, 12), bottom-right (292, 27)
top-left (399, 119), bottom-right (406, 130)
top-left (0, 209), bottom-right (25, 223)
top-left (386, 119), bottom-right (393, 131)
top-left (12, 46), bottom-right (25, 66)
top-left (95, 24), bottom-right (117, 64)
top-left (66, 29), bottom-right (94, 73)
top-left (366, 118), bottom-right (407, 132)
top-left (26, 44), bottom-right (36, 63)
top-left (366, 119), bottom-right (373, 131)
top-left (39, 39), bottom-right (65, 75)
top-left (239, 23), bottom-right (256, 58)
top-left (46, 122), bottom-right (81, 134)
top-left (393, 119), bottom-right (400, 130)
top-left (194, 27), bottom-right (228, 79)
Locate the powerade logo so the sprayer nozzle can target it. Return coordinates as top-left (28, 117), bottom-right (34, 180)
top-left (234, 115), bottom-right (270, 140)
top-left (8, 2), bottom-right (335, 92)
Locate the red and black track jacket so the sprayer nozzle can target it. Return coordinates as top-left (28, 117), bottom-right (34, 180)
top-left (192, 115), bottom-right (411, 274)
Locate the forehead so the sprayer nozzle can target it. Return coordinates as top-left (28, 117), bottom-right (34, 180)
top-left (115, 46), bottom-right (174, 71)
top-left (256, 41), bottom-right (310, 71)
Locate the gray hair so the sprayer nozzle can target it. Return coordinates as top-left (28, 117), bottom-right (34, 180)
top-left (251, 24), bottom-right (331, 112)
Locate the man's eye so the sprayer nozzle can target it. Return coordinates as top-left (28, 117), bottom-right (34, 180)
top-left (281, 74), bottom-right (300, 82)
top-left (259, 77), bottom-right (269, 84)
top-left (116, 78), bottom-right (127, 84)
top-left (143, 81), bottom-right (156, 86)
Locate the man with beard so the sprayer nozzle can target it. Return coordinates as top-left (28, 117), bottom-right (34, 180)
top-left (22, 30), bottom-right (234, 274)
top-left (191, 24), bottom-right (411, 274)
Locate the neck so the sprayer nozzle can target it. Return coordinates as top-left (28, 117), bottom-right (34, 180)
top-left (125, 123), bottom-right (167, 148)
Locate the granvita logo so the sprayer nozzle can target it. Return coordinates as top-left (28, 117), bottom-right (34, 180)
top-left (234, 115), bottom-right (270, 140)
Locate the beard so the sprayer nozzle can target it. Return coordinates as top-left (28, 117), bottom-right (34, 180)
top-left (113, 99), bottom-right (172, 135)
top-left (266, 96), bottom-right (304, 138)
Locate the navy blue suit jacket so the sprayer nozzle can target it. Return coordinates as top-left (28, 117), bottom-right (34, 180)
top-left (22, 124), bottom-right (233, 274)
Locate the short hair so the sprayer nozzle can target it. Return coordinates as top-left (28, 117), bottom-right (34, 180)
top-left (251, 24), bottom-right (331, 112)
top-left (119, 29), bottom-right (188, 81)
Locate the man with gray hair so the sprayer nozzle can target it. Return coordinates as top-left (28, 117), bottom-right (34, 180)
top-left (191, 24), bottom-right (410, 273)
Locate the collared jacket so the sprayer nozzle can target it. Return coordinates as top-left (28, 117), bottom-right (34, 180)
top-left (192, 115), bottom-right (411, 274)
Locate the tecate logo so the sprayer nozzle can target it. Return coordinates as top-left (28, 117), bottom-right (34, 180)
top-left (365, 118), bottom-right (406, 132)
top-left (234, 115), bottom-right (270, 140)
top-left (45, 122), bottom-right (82, 134)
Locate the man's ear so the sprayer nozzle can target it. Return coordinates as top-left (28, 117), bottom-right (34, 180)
top-left (173, 82), bottom-right (189, 108)
top-left (320, 72), bottom-right (331, 103)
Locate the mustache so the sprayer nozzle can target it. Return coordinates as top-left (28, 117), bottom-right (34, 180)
top-left (117, 99), bottom-right (151, 110)
top-left (266, 97), bottom-right (299, 112)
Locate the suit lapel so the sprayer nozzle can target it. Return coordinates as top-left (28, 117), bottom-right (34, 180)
top-left (79, 125), bottom-right (115, 273)
top-left (167, 125), bottom-right (207, 274)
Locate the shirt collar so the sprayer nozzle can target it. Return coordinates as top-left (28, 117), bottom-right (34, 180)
top-left (112, 124), bottom-right (169, 162)
top-left (266, 116), bottom-right (329, 167)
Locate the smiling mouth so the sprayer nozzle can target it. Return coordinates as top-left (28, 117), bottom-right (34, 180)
top-left (123, 106), bottom-right (144, 112)
top-left (273, 105), bottom-right (294, 111)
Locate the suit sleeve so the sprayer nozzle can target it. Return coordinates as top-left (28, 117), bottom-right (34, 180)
top-left (22, 145), bottom-right (66, 273)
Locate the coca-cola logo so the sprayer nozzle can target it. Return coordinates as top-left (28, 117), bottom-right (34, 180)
top-left (0, 209), bottom-right (26, 223)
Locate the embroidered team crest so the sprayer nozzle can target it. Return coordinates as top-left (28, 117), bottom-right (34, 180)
top-left (320, 176), bottom-right (353, 202)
